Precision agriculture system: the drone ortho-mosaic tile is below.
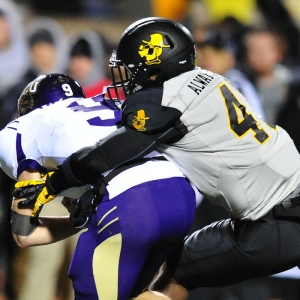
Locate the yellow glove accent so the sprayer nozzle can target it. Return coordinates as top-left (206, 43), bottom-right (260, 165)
top-left (14, 174), bottom-right (47, 189)
top-left (31, 187), bottom-right (57, 218)
top-left (14, 172), bottom-right (57, 218)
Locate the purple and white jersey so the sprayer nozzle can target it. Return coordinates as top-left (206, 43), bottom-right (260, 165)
top-left (0, 94), bottom-right (186, 198)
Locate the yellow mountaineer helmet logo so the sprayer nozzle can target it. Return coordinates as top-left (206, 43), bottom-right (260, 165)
top-left (132, 110), bottom-right (149, 131)
top-left (138, 33), bottom-right (170, 65)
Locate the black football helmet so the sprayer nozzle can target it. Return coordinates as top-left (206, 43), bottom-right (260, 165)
top-left (108, 17), bottom-right (196, 101)
top-left (18, 73), bottom-right (86, 116)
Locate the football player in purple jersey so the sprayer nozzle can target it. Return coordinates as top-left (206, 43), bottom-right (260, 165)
top-left (2, 73), bottom-right (196, 299)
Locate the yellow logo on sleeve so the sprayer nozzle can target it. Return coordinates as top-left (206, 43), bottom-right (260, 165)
top-left (138, 33), bottom-right (170, 65)
top-left (132, 110), bottom-right (150, 131)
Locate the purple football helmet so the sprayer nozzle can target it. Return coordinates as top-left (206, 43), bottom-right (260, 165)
top-left (18, 73), bottom-right (86, 116)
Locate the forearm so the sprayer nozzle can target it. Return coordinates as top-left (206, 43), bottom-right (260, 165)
top-left (12, 169), bottom-right (82, 247)
top-left (13, 216), bottom-right (80, 247)
top-left (12, 198), bottom-right (81, 247)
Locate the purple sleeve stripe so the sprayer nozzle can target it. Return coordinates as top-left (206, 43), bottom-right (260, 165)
top-left (16, 133), bottom-right (26, 164)
top-left (16, 133), bottom-right (47, 177)
top-left (17, 159), bottom-right (47, 178)
top-left (6, 120), bottom-right (19, 130)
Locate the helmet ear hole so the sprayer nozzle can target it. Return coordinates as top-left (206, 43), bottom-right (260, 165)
top-left (148, 68), bottom-right (160, 79)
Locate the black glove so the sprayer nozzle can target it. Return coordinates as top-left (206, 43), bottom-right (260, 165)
top-left (69, 189), bottom-right (97, 228)
top-left (69, 176), bottom-right (107, 228)
top-left (13, 185), bottom-right (44, 208)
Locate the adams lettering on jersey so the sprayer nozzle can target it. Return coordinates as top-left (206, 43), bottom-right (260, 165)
top-left (188, 71), bottom-right (219, 95)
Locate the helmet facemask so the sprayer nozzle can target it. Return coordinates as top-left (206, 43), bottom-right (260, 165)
top-left (107, 50), bottom-right (130, 106)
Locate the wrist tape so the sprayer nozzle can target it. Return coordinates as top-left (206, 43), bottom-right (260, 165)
top-left (11, 211), bottom-right (38, 236)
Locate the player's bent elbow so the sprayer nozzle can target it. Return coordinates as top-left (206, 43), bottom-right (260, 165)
top-left (13, 233), bottom-right (30, 248)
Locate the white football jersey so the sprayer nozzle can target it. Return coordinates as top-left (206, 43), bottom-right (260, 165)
top-left (0, 95), bottom-right (186, 198)
top-left (159, 68), bottom-right (300, 220)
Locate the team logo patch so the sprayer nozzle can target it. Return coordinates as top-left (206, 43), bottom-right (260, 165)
top-left (138, 33), bottom-right (170, 65)
top-left (132, 110), bottom-right (149, 131)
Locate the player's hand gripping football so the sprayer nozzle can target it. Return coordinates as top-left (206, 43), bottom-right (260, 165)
top-left (13, 172), bottom-right (57, 218)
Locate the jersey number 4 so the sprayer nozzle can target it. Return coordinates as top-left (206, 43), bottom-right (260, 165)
top-left (220, 83), bottom-right (273, 144)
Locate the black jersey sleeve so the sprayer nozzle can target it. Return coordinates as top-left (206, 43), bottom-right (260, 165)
top-left (48, 126), bottom-right (158, 193)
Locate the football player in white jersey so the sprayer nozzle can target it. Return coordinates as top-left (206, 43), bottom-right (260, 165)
top-left (0, 73), bottom-right (196, 299)
top-left (14, 18), bottom-right (300, 300)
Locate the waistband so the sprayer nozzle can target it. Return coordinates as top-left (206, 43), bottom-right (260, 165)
top-left (276, 184), bottom-right (300, 209)
top-left (272, 185), bottom-right (300, 220)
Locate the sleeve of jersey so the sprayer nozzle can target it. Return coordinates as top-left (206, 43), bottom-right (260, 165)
top-left (48, 90), bottom-right (187, 193)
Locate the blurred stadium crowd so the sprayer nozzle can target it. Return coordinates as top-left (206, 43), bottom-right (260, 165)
top-left (1, 0), bottom-right (300, 299)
